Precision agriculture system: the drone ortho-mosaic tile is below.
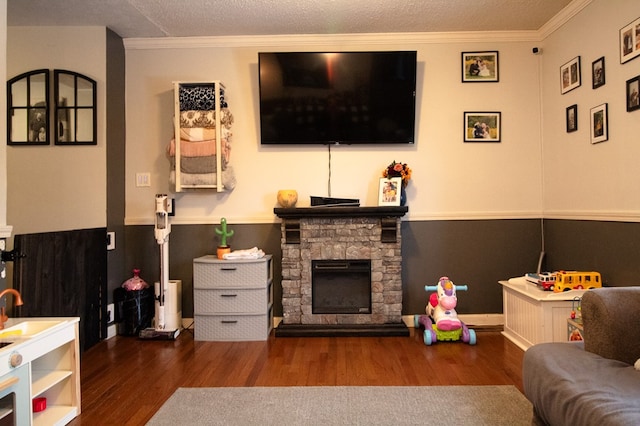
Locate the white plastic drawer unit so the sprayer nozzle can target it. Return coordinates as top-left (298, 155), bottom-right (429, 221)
top-left (193, 255), bottom-right (273, 341)
top-left (193, 255), bottom-right (273, 289)
top-left (194, 286), bottom-right (271, 314)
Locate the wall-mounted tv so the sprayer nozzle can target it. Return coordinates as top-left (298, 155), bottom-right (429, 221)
top-left (258, 51), bottom-right (417, 145)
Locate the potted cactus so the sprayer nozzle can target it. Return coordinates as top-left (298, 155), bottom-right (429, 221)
top-left (215, 217), bottom-right (234, 259)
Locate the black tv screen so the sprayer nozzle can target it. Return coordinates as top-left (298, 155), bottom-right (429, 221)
top-left (259, 51), bottom-right (417, 145)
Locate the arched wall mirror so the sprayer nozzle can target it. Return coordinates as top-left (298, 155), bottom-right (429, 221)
top-left (7, 69), bottom-right (50, 145)
top-left (54, 70), bottom-right (97, 145)
top-left (6, 69), bottom-right (97, 146)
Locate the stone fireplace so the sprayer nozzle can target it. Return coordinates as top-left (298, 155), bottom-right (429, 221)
top-left (274, 206), bottom-right (408, 336)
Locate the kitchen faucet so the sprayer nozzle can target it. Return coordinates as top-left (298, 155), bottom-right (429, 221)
top-left (0, 288), bottom-right (24, 330)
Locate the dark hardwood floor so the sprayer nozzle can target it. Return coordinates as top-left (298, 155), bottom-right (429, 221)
top-left (68, 327), bottom-right (525, 425)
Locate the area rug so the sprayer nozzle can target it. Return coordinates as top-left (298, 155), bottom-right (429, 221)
top-left (147, 386), bottom-right (533, 425)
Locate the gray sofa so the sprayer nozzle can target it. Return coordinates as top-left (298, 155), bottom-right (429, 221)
top-left (523, 287), bottom-right (640, 425)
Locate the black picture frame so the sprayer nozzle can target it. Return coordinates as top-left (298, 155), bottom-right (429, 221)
top-left (566, 104), bottom-right (578, 132)
top-left (592, 57), bottom-right (605, 89)
top-left (626, 75), bottom-right (640, 112)
top-left (590, 103), bottom-right (608, 144)
top-left (464, 112), bottom-right (501, 142)
top-left (560, 56), bottom-right (581, 94)
top-left (461, 51), bottom-right (499, 82)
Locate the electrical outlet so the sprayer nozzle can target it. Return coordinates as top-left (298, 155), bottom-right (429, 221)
top-left (107, 231), bottom-right (115, 250)
top-left (107, 303), bottom-right (115, 324)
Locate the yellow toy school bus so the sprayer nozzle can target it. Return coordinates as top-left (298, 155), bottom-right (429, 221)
top-left (554, 271), bottom-right (602, 292)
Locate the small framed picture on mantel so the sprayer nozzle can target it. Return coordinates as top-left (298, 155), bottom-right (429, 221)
top-left (378, 177), bottom-right (402, 207)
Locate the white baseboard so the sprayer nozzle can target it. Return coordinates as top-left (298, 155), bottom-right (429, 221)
top-left (106, 324), bottom-right (117, 339)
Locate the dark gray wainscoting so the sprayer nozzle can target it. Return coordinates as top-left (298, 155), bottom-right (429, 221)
top-left (543, 219), bottom-right (640, 287)
top-left (122, 219), bottom-right (542, 318)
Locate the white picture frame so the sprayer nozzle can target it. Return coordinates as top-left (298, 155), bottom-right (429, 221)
top-left (378, 177), bottom-right (402, 206)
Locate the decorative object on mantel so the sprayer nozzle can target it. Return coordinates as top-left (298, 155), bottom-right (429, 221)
top-left (215, 217), bottom-right (234, 259)
top-left (277, 190), bottom-right (298, 208)
top-left (382, 160), bottom-right (411, 206)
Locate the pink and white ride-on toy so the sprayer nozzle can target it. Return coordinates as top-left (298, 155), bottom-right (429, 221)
top-left (414, 276), bottom-right (476, 345)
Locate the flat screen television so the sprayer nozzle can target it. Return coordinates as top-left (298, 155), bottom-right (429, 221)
top-left (258, 51), bottom-right (417, 145)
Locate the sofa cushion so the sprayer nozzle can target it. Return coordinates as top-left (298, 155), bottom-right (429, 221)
top-left (582, 287), bottom-right (640, 365)
top-left (523, 342), bottom-right (640, 426)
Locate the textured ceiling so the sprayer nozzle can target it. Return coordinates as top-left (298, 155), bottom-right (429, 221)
top-left (8, 0), bottom-right (575, 39)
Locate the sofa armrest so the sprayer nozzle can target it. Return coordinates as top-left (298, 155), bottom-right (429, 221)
top-left (582, 287), bottom-right (640, 365)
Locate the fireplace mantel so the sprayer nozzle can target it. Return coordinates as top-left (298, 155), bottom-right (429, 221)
top-left (275, 206), bottom-right (408, 244)
top-left (274, 206), bottom-right (408, 219)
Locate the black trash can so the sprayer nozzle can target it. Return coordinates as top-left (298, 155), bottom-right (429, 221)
top-left (114, 287), bottom-right (155, 336)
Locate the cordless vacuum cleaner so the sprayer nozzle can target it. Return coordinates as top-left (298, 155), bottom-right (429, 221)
top-left (140, 194), bottom-right (180, 340)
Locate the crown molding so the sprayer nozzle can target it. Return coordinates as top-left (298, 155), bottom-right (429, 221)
top-left (124, 30), bottom-right (541, 50)
top-left (538, 0), bottom-right (593, 40)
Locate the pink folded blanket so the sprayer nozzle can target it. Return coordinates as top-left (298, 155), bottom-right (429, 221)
top-left (167, 139), bottom-right (216, 157)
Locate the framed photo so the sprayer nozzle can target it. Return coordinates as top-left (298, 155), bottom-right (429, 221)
top-left (464, 112), bottom-right (501, 142)
top-left (560, 56), bottom-right (581, 94)
top-left (626, 75), bottom-right (640, 112)
top-left (590, 103), bottom-right (608, 144)
top-left (461, 51), bottom-right (499, 82)
top-left (620, 17), bottom-right (640, 64)
top-left (566, 104), bottom-right (578, 133)
top-left (592, 57), bottom-right (605, 89)
top-left (378, 177), bottom-right (402, 206)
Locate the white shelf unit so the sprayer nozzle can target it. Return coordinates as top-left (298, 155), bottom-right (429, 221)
top-left (193, 255), bottom-right (273, 341)
top-left (173, 81), bottom-right (227, 192)
top-left (30, 326), bottom-right (80, 426)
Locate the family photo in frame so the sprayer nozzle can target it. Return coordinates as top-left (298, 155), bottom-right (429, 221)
top-left (620, 17), bottom-right (640, 64)
top-left (378, 177), bottom-right (402, 206)
top-left (592, 56), bottom-right (605, 89)
top-left (560, 56), bottom-right (581, 94)
top-left (464, 112), bottom-right (501, 142)
top-left (461, 51), bottom-right (499, 82)
top-left (566, 104), bottom-right (578, 132)
top-left (627, 75), bottom-right (640, 112)
top-left (590, 103), bottom-right (608, 144)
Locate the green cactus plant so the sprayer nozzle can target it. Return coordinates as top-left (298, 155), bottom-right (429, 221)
top-left (215, 217), bottom-right (234, 247)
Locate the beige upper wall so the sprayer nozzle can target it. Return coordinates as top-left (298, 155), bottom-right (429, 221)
top-left (541, 0), bottom-right (640, 220)
top-left (2, 0), bottom-right (637, 235)
top-left (6, 27), bottom-right (107, 235)
top-left (124, 37), bottom-right (543, 225)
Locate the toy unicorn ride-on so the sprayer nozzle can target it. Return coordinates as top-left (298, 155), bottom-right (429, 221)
top-left (414, 276), bottom-right (476, 345)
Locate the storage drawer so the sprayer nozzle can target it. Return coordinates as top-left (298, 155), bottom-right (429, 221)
top-left (194, 287), bottom-right (268, 314)
top-left (195, 314), bottom-right (270, 341)
top-left (193, 255), bottom-right (272, 288)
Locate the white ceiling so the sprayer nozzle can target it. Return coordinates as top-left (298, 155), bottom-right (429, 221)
top-left (8, 0), bottom-right (575, 39)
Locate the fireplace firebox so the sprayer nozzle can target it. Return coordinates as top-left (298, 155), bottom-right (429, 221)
top-left (312, 260), bottom-right (371, 314)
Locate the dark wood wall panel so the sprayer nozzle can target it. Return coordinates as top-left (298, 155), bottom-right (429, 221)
top-left (13, 228), bottom-right (107, 351)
